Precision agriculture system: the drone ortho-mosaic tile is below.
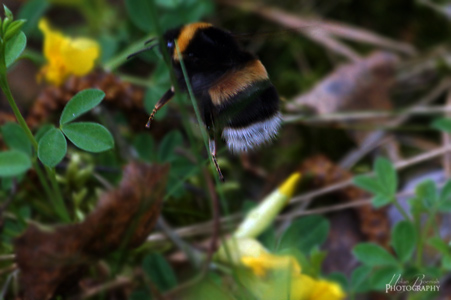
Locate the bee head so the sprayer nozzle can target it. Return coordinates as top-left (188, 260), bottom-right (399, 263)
top-left (128, 22), bottom-right (252, 71)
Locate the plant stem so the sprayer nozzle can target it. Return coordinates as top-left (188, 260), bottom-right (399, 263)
top-left (393, 198), bottom-right (411, 221)
top-left (46, 167), bottom-right (70, 222)
top-left (32, 159), bottom-right (53, 200)
top-left (416, 207), bottom-right (437, 266)
top-left (103, 34), bottom-right (155, 71)
top-left (0, 74), bottom-right (38, 150)
top-left (0, 48), bottom-right (70, 222)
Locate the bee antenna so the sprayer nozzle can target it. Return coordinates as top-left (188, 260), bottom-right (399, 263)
top-left (127, 43), bottom-right (159, 60)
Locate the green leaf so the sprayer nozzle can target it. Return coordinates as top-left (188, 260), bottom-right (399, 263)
top-left (353, 175), bottom-right (384, 195)
top-left (5, 31), bottom-right (26, 68)
top-left (438, 199), bottom-right (451, 212)
top-left (18, 0), bottom-right (49, 35)
top-left (157, 130), bottom-right (183, 162)
top-left (1, 122), bottom-right (32, 156)
top-left (408, 196), bottom-right (425, 216)
top-left (34, 124), bottom-right (53, 142)
top-left (375, 157), bottom-right (397, 196)
top-left (4, 19), bottom-right (26, 41)
top-left (353, 243), bottom-right (399, 266)
top-left (3, 5), bottom-right (13, 19)
top-left (278, 215), bottom-right (329, 254)
top-left (155, 0), bottom-right (185, 9)
top-left (439, 181), bottom-right (451, 212)
top-left (61, 122), bottom-right (114, 153)
top-left (372, 194), bottom-right (393, 208)
top-left (415, 180), bottom-right (437, 209)
top-left (0, 150), bottom-right (31, 177)
top-left (133, 133), bottom-right (155, 162)
top-left (59, 89), bottom-right (105, 125)
top-left (258, 226), bottom-right (277, 252)
top-left (427, 237), bottom-right (450, 254)
top-left (444, 255), bottom-right (451, 270)
top-left (125, 0), bottom-right (154, 32)
top-left (37, 127), bottom-right (67, 167)
top-left (309, 249), bottom-right (327, 277)
top-left (129, 288), bottom-right (151, 300)
top-left (142, 253), bottom-right (177, 291)
top-left (327, 272), bottom-right (348, 292)
top-left (432, 118), bottom-right (451, 132)
top-left (370, 266), bottom-right (403, 291)
top-left (391, 221), bottom-right (416, 262)
top-left (351, 265), bottom-right (372, 292)
top-left (440, 180), bottom-right (451, 200)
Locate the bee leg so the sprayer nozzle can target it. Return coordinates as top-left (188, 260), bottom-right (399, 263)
top-left (145, 87), bottom-right (175, 128)
top-left (209, 138), bottom-right (224, 182)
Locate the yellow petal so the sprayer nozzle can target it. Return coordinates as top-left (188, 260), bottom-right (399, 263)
top-left (63, 38), bottom-right (100, 75)
top-left (39, 19), bottom-right (68, 60)
top-left (279, 172), bottom-right (302, 198)
top-left (290, 274), bottom-right (317, 300)
top-left (309, 279), bottom-right (346, 300)
top-left (38, 18), bottom-right (100, 86)
top-left (241, 252), bottom-right (301, 277)
top-left (215, 237), bottom-right (268, 265)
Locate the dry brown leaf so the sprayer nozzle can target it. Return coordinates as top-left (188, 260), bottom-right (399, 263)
top-left (287, 51), bottom-right (399, 115)
top-left (14, 163), bottom-right (169, 300)
top-left (300, 155), bottom-right (390, 248)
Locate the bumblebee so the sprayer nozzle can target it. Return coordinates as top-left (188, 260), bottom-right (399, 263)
top-left (131, 23), bottom-right (281, 180)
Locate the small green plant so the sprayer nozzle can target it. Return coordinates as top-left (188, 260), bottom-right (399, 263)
top-left (352, 157), bottom-right (451, 299)
top-left (0, 6), bottom-right (114, 222)
top-left (37, 89), bottom-right (114, 167)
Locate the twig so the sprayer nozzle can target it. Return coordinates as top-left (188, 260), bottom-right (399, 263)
top-left (290, 143), bottom-right (451, 205)
top-left (147, 143), bottom-right (451, 242)
top-left (147, 143), bottom-right (451, 244)
top-left (78, 277), bottom-right (132, 299)
top-left (339, 78), bottom-right (451, 168)
top-left (443, 89), bottom-right (451, 178)
top-left (279, 187), bottom-right (417, 220)
top-left (0, 269), bottom-right (18, 300)
top-left (284, 105), bottom-right (451, 124)
top-left (156, 217), bottom-right (203, 268)
top-left (0, 264), bottom-right (17, 277)
top-left (218, 0), bottom-right (415, 56)
top-left (147, 215), bottom-right (240, 243)
top-left (0, 254), bottom-right (15, 261)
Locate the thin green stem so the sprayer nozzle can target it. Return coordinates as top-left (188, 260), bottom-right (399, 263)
top-left (31, 159), bottom-right (53, 200)
top-left (45, 167), bottom-right (70, 222)
top-left (175, 42), bottom-right (210, 154)
top-left (146, 5), bottom-right (203, 161)
top-left (416, 207), bottom-right (437, 266)
top-left (393, 198), bottom-right (411, 221)
top-left (103, 34), bottom-right (155, 71)
top-left (0, 74), bottom-right (38, 150)
top-left (116, 73), bottom-right (152, 87)
top-left (0, 44), bottom-right (70, 222)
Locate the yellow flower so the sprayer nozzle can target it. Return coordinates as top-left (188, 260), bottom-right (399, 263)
top-left (38, 19), bottom-right (100, 86)
top-left (241, 251), bottom-right (301, 277)
top-left (234, 172), bottom-right (302, 239)
top-left (308, 279), bottom-right (346, 300)
top-left (238, 242), bottom-right (346, 300)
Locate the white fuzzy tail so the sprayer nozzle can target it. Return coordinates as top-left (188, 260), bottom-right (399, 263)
top-left (222, 112), bottom-right (282, 153)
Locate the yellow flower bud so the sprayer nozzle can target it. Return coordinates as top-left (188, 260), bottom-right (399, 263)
top-left (234, 172), bottom-right (301, 238)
